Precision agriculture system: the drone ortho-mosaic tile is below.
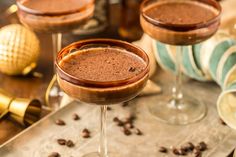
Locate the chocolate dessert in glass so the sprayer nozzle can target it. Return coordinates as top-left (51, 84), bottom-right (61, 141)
top-left (16, 0), bottom-right (95, 109)
top-left (56, 39), bottom-right (150, 157)
top-left (140, 0), bottom-right (221, 124)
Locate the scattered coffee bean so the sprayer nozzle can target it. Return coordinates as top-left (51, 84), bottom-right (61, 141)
top-left (72, 113), bottom-right (80, 121)
top-left (219, 118), bottom-right (226, 125)
top-left (193, 147), bottom-right (201, 154)
top-left (198, 141), bottom-right (207, 151)
top-left (57, 139), bottom-right (66, 145)
top-left (82, 128), bottom-right (90, 138)
top-left (127, 114), bottom-right (136, 122)
top-left (134, 128), bottom-right (143, 135)
top-left (129, 67), bottom-right (136, 72)
top-left (124, 128), bottom-right (132, 136)
top-left (122, 102), bottom-right (129, 107)
top-left (117, 120), bottom-right (124, 127)
top-left (180, 147), bottom-right (187, 154)
top-left (48, 152), bottom-right (60, 157)
top-left (113, 117), bottom-right (119, 122)
top-left (159, 146), bottom-right (168, 153)
top-left (179, 148), bottom-right (187, 155)
top-left (107, 107), bottom-right (112, 111)
top-left (66, 140), bottom-right (75, 147)
top-left (195, 151), bottom-right (202, 157)
top-left (187, 142), bottom-right (195, 151)
top-left (180, 142), bottom-right (194, 152)
top-left (172, 148), bottom-right (180, 155)
top-left (55, 119), bottom-right (66, 126)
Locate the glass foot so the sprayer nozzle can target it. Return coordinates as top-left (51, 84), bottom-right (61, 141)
top-left (45, 75), bottom-right (64, 110)
top-left (149, 95), bottom-right (207, 125)
top-left (82, 152), bottom-right (121, 157)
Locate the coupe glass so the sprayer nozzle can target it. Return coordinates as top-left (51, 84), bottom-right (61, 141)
top-left (56, 39), bottom-right (150, 157)
top-left (16, 0), bottom-right (95, 109)
top-left (140, 0), bottom-right (221, 125)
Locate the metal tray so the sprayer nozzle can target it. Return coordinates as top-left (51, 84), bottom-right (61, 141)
top-left (0, 72), bottom-right (236, 157)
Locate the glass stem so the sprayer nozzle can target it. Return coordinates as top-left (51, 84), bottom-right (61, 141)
top-left (99, 105), bottom-right (108, 157)
top-left (52, 33), bottom-right (62, 73)
top-left (173, 46), bottom-right (183, 105)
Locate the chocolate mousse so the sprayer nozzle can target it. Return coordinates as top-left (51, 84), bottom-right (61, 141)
top-left (56, 41), bottom-right (149, 105)
top-left (59, 48), bottom-right (146, 82)
top-left (17, 0), bottom-right (94, 33)
top-left (140, 0), bottom-right (221, 45)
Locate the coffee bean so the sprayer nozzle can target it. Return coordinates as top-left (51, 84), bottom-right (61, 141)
top-left (159, 146), bottom-right (168, 153)
top-left (128, 114), bottom-right (136, 121)
top-left (134, 128), bottom-right (143, 135)
top-left (66, 140), bottom-right (75, 147)
top-left (107, 107), bottom-right (112, 111)
top-left (113, 117), bottom-right (119, 122)
top-left (48, 152), bottom-right (60, 157)
top-left (124, 128), bottom-right (132, 136)
top-left (194, 151), bottom-right (202, 157)
top-left (82, 128), bottom-right (90, 138)
top-left (187, 142), bottom-right (195, 151)
top-left (198, 141), bottom-right (207, 151)
top-left (122, 102), bottom-right (129, 107)
top-left (55, 119), bottom-right (66, 126)
top-left (180, 147), bottom-right (187, 154)
top-left (219, 118), bottom-right (227, 125)
top-left (172, 148), bottom-right (180, 155)
top-left (180, 142), bottom-right (194, 152)
top-left (124, 115), bottom-right (136, 124)
top-left (179, 148), bottom-right (187, 155)
top-left (129, 67), bottom-right (136, 72)
top-left (72, 113), bottom-right (80, 121)
top-left (117, 120), bottom-right (124, 127)
top-left (57, 139), bottom-right (66, 145)
top-left (193, 147), bottom-right (201, 154)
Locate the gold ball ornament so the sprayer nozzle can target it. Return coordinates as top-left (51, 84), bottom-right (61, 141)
top-left (0, 24), bottom-right (40, 75)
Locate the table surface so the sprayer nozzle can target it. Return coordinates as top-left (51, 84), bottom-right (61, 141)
top-left (0, 1), bottom-right (234, 156)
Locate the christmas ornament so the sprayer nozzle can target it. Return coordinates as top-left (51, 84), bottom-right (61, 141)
top-left (0, 24), bottom-right (40, 75)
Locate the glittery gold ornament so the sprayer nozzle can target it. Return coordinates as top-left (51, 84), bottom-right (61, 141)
top-left (0, 24), bottom-right (40, 75)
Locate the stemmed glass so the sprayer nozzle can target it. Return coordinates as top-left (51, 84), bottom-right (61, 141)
top-left (56, 39), bottom-right (150, 157)
top-left (140, 0), bottom-right (221, 124)
top-left (16, 0), bottom-right (95, 109)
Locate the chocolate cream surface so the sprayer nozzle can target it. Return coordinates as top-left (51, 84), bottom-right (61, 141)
top-left (144, 1), bottom-right (218, 25)
top-left (59, 47), bottom-right (147, 82)
top-left (140, 0), bottom-right (220, 45)
top-left (22, 0), bottom-right (92, 14)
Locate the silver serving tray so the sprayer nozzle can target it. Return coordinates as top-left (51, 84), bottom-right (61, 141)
top-left (1, 72), bottom-right (236, 157)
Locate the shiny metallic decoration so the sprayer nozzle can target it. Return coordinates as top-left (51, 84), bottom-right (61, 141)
top-left (0, 89), bottom-right (42, 126)
top-left (0, 24), bottom-right (40, 75)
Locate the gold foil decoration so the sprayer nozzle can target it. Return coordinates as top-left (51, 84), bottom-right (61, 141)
top-left (0, 89), bottom-right (42, 126)
top-left (0, 24), bottom-right (40, 75)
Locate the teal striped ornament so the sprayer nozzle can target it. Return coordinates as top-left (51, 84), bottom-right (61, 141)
top-left (153, 40), bottom-right (210, 81)
top-left (152, 40), bottom-right (176, 73)
top-left (182, 46), bottom-right (208, 81)
top-left (209, 39), bottom-right (236, 81)
top-left (192, 43), bottom-right (214, 81)
top-left (223, 65), bottom-right (236, 89)
top-left (216, 45), bottom-right (236, 87)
